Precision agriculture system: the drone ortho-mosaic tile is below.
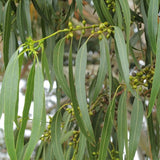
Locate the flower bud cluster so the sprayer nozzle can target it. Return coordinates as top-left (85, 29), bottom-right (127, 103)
top-left (40, 116), bottom-right (52, 142)
top-left (130, 66), bottom-right (154, 92)
top-left (105, 0), bottom-right (116, 13)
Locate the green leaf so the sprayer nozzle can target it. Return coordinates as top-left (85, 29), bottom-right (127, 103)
top-left (16, 1), bottom-right (25, 42)
top-left (92, 0), bottom-right (106, 22)
top-left (3, 0), bottom-right (12, 68)
top-left (51, 111), bottom-right (65, 160)
top-left (129, 95), bottom-right (144, 160)
top-left (115, 0), bottom-right (123, 28)
top-left (98, 99), bottom-right (115, 160)
top-left (75, 132), bottom-right (86, 160)
top-left (16, 0), bottom-right (32, 42)
top-left (148, 0), bottom-right (159, 54)
top-left (147, 114), bottom-right (159, 159)
top-left (53, 38), bottom-right (71, 98)
top-left (118, 0), bottom-right (131, 54)
top-left (41, 49), bottom-right (52, 89)
top-left (0, 51), bottom-right (19, 160)
top-left (23, 63), bottom-right (45, 160)
top-left (99, 0), bottom-right (114, 25)
top-left (9, 31), bottom-right (17, 59)
top-left (76, 0), bottom-right (83, 16)
top-left (114, 27), bottom-right (129, 85)
top-left (148, 23), bottom-right (160, 116)
top-left (68, 39), bottom-right (94, 143)
top-left (91, 37), bottom-right (107, 103)
top-left (117, 91), bottom-right (127, 160)
top-left (22, 0), bottom-right (32, 37)
top-left (75, 42), bottom-right (95, 140)
top-left (16, 63), bottom-right (35, 159)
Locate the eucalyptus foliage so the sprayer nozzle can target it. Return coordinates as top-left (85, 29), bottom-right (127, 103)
top-left (0, 0), bottom-right (160, 160)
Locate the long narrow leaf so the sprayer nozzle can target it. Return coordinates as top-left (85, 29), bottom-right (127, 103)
top-left (75, 132), bottom-right (86, 160)
top-left (68, 39), bottom-right (94, 143)
top-left (100, 0), bottom-right (114, 25)
top-left (92, 37), bottom-right (107, 103)
top-left (98, 100), bottom-right (115, 160)
top-left (23, 63), bottom-right (45, 160)
top-left (53, 38), bottom-right (71, 98)
top-left (117, 91), bottom-right (127, 160)
top-left (51, 111), bottom-right (65, 160)
top-left (16, 63), bottom-right (35, 159)
top-left (118, 0), bottom-right (131, 54)
top-left (75, 43), bottom-right (95, 140)
top-left (3, 0), bottom-right (12, 68)
top-left (148, 24), bottom-right (160, 116)
top-left (129, 95), bottom-right (144, 160)
top-left (114, 27), bottom-right (129, 85)
top-left (148, 0), bottom-right (159, 54)
top-left (0, 51), bottom-right (19, 160)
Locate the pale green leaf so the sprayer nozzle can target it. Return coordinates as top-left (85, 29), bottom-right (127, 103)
top-left (23, 63), bottom-right (45, 160)
top-left (114, 27), bottom-right (129, 85)
top-left (51, 111), bottom-right (65, 160)
top-left (75, 43), bottom-right (95, 140)
top-left (0, 51), bottom-right (19, 160)
top-left (53, 38), bottom-right (71, 98)
top-left (129, 96), bottom-right (144, 160)
top-left (117, 91), bottom-right (127, 160)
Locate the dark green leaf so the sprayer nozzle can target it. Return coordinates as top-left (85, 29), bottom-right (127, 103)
top-left (0, 51), bottom-right (19, 160)
top-left (148, 0), bottom-right (159, 54)
top-left (3, 0), bottom-right (12, 68)
top-left (53, 38), bottom-right (71, 98)
top-left (98, 100), bottom-right (115, 160)
top-left (16, 63), bottom-right (35, 159)
top-left (148, 23), bottom-right (160, 116)
top-left (129, 95), bottom-right (144, 160)
top-left (92, 0), bottom-right (106, 22)
top-left (147, 114), bottom-right (159, 160)
top-left (99, 0), bottom-right (114, 25)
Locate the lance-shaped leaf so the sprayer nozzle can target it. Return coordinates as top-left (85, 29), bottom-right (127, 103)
top-left (53, 38), bottom-right (71, 98)
top-left (3, 0), bottom-right (12, 68)
top-left (98, 99), bottom-right (115, 160)
top-left (148, 0), bottom-right (159, 54)
top-left (99, 0), bottom-right (114, 25)
top-left (148, 24), bottom-right (160, 116)
top-left (0, 51), bottom-right (19, 160)
top-left (129, 96), bottom-right (144, 160)
top-left (114, 27), bottom-right (129, 86)
top-left (16, 63), bottom-right (35, 159)
top-left (23, 63), bottom-right (45, 160)
top-left (51, 111), bottom-right (65, 160)
top-left (91, 37), bottom-right (107, 103)
top-left (117, 91), bottom-right (127, 160)
top-left (68, 40), bottom-right (94, 143)
top-left (75, 43), bottom-right (95, 140)
top-left (118, 0), bottom-right (131, 54)
top-left (75, 132), bottom-right (86, 160)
